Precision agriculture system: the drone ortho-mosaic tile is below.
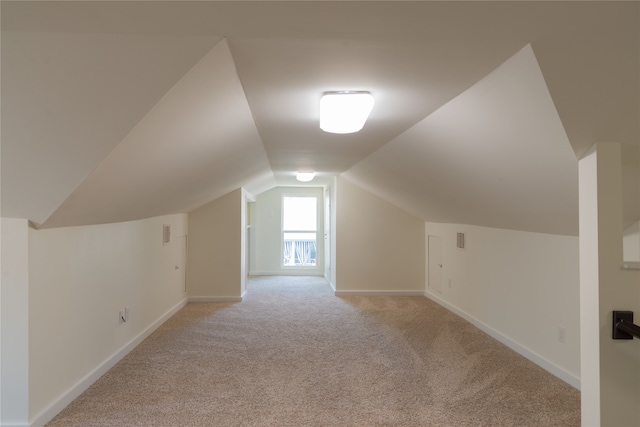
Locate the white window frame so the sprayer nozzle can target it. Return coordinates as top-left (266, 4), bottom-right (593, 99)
top-left (281, 194), bottom-right (319, 268)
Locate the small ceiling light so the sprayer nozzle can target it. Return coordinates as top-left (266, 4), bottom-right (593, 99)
top-left (296, 172), bottom-right (315, 182)
top-left (320, 91), bottom-right (374, 134)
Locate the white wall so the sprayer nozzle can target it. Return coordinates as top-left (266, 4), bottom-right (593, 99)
top-left (336, 177), bottom-right (425, 294)
top-left (1, 218), bottom-right (30, 426)
top-left (27, 214), bottom-right (188, 425)
top-left (248, 200), bottom-right (257, 276)
top-left (623, 221), bottom-right (640, 262)
top-left (425, 222), bottom-right (580, 388)
top-left (240, 189), bottom-right (250, 297)
top-left (325, 178), bottom-right (337, 290)
top-left (579, 143), bottom-right (640, 426)
top-left (188, 189), bottom-right (243, 300)
top-left (251, 186), bottom-right (324, 276)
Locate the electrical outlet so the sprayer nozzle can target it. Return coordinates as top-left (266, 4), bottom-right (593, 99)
top-left (557, 326), bottom-right (566, 343)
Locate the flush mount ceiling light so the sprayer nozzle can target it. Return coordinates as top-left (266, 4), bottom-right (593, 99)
top-left (296, 172), bottom-right (315, 182)
top-left (320, 91), bottom-right (374, 134)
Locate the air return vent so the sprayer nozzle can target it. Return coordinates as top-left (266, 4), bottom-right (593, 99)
top-left (456, 232), bottom-right (465, 249)
top-left (163, 224), bottom-right (171, 245)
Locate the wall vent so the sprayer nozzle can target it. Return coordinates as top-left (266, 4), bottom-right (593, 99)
top-left (456, 232), bottom-right (465, 249)
top-left (163, 224), bottom-right (171, 245)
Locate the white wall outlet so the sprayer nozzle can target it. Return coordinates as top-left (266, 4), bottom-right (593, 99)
top-left (557, 326), bottom-right (566, 343)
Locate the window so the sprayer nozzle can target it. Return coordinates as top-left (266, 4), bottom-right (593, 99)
top-left (283, 196), bottom-right (317, 267)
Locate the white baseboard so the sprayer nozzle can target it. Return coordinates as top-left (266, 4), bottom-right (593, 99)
top-left (249, 271), bottom-right (324, 277)
top-left (29, 298), bottom-right (188, 427)
top-left (424, 290), bottom-right (581, 390)
top-left (188, 296), bottom-right (242, 303)
top-left (335, 290), bottom-right (424, 297)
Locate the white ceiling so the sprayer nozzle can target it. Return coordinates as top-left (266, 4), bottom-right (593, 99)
top-left (344, 45), bottom-right (579, 235)
top-left (43, 39), bottom-right (275, 228)
top-left (2, 1), bottom-right (638, 235)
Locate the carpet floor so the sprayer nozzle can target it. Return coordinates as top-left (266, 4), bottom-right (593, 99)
top-left (47, 276), bottom-right (580, 426)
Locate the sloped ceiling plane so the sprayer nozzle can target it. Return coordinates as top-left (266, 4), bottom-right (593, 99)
top-left (2, 1), bottom-right (638, 235)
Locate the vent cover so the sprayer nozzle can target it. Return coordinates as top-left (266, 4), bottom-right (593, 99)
top-left (163, 224), bottom-right (171, 245)
top-left (456, 232), bottom-right (465, 249)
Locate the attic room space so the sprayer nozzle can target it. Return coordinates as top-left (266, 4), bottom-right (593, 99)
top-left (1, 2), bottom-right (639, 426)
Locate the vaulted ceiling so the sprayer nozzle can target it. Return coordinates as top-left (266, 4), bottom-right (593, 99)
top-left (2, 1), bottom-right (638, 235)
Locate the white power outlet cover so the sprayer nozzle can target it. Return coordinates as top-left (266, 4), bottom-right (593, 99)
top-left (557, 326), bottom-right (566, 343)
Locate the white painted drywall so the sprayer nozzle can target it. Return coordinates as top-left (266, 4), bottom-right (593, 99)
top-left (240, 189), bottom-right (251, 297)
top-left (579, 144), bottom-right (601, 424)
top-left (623, 221), bottom-right (640, 262)
top-left (2, 28), bottom-right (221, 227)
top-left (39, 38), bottom-right (274, 229)
top-left (27, 214), bottom-right (188, 424)
top-left (425, 222), bottom-right (581, 387)
top-left (187, 189), bottom-right (242, 299)
top-left (248, 200), bottom-right (257, 276)
top-left (1, 218), bottom-right (30, 426)
top-left (579, 143), bottom-right (640, 426)
top-left (325, 177), bottom-right (337, 290)
top-left (336, 177), bottom-right (425, 293)
top-left (251, 186), bottom-right (324, 276)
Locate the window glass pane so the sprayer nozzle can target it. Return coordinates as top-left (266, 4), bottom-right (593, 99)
top-left (283, 197), bottom-right (316, 231)
top-left (283, 235), bottom-right (317, 266)
top-left (282, 196), bottom-right (317, 267)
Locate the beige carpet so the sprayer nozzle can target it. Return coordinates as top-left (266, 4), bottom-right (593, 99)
top-left (47, 276), bottom-right (580, 426)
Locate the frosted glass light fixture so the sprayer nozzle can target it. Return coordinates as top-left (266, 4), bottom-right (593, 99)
top-left (320, 91), bottom-right (374, 134)
top-left (296, 172), bottom-right (315, 182)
